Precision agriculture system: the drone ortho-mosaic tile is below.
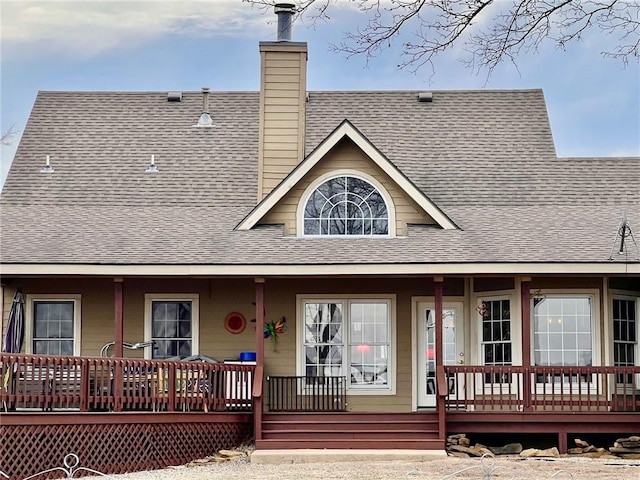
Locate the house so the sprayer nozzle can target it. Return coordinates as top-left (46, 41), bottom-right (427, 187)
top-left (1, 4), bottom-right (639, 478)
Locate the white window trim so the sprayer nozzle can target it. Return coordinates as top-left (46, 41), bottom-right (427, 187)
top-left (296, 294), bottom-right (396, 395)
top-left (472, 293), bottom-right (517, 393)
top-left (471, 290), bottom-right (518, 366)
top-left (25, 294), bottom-right (82, 356)
top-left (296, 169), bottom-right (397, 238)
top-left (530, 289), bottom-right (601, 394)
top-left (144, 293), bottom-right (199, 360)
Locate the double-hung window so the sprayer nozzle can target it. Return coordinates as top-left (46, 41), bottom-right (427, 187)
top-left (144, 294), bottom-right (199, 359)
top-left (299, 296), bottom-right (395, 394)
top-left (26, 295), bottom-right (81, 356)
top-left (478, 297), bottom-right (512, 384)
top-left (613, 297), bottom-right (638, 385)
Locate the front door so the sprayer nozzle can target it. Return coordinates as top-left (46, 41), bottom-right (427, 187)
top-left (417, 302), bottom-right (465, 407)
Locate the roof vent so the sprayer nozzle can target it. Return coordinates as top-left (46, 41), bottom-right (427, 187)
top-left (40, 155), bottom-right (55, 174)
top-left (195, 86), bottom-right (214, 127)
top-left (167, 91), bottom-right (182, 102)
top-left (145, 154), bottom-right (159, 173)
top-left (275, 3), bottom-right (296, 41)
top-left (418, 92), bottom-right (433, 103)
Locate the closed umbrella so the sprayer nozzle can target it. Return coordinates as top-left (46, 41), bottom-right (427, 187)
top-left (3, 289), bottom-right (24, 412)
top-left (4, 289), bottom-right (25, 353)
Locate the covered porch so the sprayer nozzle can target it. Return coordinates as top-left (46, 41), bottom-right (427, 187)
top-left (1, 273), bottom-right (639, 477)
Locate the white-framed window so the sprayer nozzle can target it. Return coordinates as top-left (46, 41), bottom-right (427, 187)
top-left (25, 294), bottom-right (82, 356)
top-left (299, 172), bottom-right (394, 237)
top-left (144, 294), bottom-right (199, 359)
top-left (532, 291), bottom-right (600, 389)
top-left (612, 295), bottom-right (638, 384)
top-left (297, 295), bottom-right (395, 394)
top-left (477, 296), bottom-right (513, 384)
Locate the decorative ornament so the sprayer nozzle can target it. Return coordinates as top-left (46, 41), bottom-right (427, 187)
top-left (477, 301), bottom-right (489, 317)
top-left (263, 316), bottom-right (287, 351)
top-left (224, 312), bottom-right (247, 334)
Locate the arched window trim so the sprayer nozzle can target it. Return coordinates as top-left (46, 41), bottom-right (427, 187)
top-left (297, 170), bottom-right (396, 238)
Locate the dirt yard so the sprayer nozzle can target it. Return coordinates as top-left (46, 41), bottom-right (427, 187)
top-left (110, 454), bottom-right (640, 479)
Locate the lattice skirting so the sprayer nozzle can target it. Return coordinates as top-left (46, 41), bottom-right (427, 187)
top-left (0, 413), bottom-right (253, 480)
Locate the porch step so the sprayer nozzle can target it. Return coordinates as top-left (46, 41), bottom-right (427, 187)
top-left (255, 439), bottom-right (446, 450)
top-left (262, 421), bottom-right (439, 432)
top-left (262, 430), bottom-right (437, 440)
top-left (259, 412), bottom-right (442, 450)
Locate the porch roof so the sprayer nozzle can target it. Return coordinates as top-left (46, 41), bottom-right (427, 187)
top-left (1, 90), bottom-right (638, 271)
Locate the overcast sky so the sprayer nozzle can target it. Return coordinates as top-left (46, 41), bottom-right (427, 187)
top-left (1, 0), bottom-right (639, 186)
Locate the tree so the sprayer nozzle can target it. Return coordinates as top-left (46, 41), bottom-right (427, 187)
top-left (1, 125), bottom-right (18, 146)
top-left (248, 1), bottom-right (639, 77)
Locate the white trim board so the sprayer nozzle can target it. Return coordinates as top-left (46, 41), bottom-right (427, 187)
top-left (2, 262), bottom-right (639, 276)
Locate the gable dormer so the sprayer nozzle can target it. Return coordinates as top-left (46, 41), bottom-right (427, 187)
top-left (258, 6), bottom-right (307, 200)
top-left (238, 120), bottom-right (458, 235)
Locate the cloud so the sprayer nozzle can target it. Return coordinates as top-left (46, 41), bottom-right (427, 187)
top-left (1, 0), bottom-right (272, 59)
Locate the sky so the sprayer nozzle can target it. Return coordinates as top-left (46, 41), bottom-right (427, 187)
top-left (1, 0), bottom-right (639, 186)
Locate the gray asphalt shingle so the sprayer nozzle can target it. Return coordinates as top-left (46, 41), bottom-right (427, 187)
top-left (1, 90), bottom-right (638, 265)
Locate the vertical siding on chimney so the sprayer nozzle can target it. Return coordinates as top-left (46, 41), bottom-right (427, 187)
top-left (258, 42), bottom-right (307, 200)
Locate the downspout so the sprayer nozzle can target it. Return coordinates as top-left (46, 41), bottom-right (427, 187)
top-left (253, 278), bottom-right (265, 443)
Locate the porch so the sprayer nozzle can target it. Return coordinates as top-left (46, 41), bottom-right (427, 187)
top-left (0, 353), bottom-right (255, 480)
top-left (258, 366), bottom-right (640, 451)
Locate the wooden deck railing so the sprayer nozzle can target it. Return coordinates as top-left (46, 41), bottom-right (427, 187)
top-left (0, 353), bottom-right (255, 413)
top-left (267, 375), bottom-right (347, 412)
top-left (442, 365), bottom-right (640, 412)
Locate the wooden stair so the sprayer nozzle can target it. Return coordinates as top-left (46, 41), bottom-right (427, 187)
top-left (256, 412), bottom-right (444, 450)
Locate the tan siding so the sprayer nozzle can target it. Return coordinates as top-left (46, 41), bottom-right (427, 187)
top-left (258, 44), bottom-right (307, 200)
top-left (261, 138), bottom-right (435, 236)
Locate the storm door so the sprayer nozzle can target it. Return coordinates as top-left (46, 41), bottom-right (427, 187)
top-left (417, 302), bottom-right (464, 407)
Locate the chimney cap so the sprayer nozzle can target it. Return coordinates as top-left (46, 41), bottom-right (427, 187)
top-left (274, 3), bottom-right (296, 14)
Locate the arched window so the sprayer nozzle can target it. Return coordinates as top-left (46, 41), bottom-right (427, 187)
top-left (303, 175), bottom-right (390, 236)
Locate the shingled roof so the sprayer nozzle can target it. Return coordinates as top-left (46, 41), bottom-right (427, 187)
top-left (1, 89), bottom-right (638, 271)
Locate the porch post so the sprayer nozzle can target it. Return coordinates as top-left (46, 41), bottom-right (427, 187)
top-left (113, 278), bottom-right (124, 412)
top-left (521, 277), bottom-right (532, 412)
top-left (434, 277), bottom-right (446, 440)
top-left (114, 278), bottom-right (124, 358)
top-left (254, 278), bottom-right (265, 443)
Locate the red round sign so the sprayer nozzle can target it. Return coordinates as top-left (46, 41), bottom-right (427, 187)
top-left (224, 312), bottom-right (246, 334)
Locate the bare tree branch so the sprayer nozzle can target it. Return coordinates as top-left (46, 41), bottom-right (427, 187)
top-left (1, 125), bottom-right (18, 146)
top-left (245, 0), bottom-right (640, 77)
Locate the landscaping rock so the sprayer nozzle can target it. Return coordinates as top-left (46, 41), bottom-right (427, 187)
top-left (519, 447), bottom-right (559, 458)
top-left (489, 443), bottom-right (523, 455)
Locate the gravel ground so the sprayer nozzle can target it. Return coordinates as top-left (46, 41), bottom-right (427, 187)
top-left (109, 453), bottom-right (640, 480)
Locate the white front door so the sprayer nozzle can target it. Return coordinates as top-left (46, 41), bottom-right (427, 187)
top-left (417, 302), bottom-right (465, 407)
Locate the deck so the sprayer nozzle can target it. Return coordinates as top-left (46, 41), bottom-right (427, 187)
top-left (2, 355), bottom-right (640, 478)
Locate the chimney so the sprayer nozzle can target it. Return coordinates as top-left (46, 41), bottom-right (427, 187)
top-left (275, 3), bottom-right (295, 41)
top-left (257, 3), bottom-right (307, 200)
